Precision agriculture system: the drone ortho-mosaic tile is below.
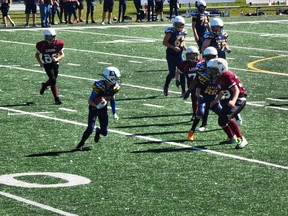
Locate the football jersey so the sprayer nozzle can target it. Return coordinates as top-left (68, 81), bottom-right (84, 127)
top-left (196, 71), bottom-right (218, 100)
top-left (177, 60), bottom-right (199, 86)
top-left (191, 10), bottom-right (210, 37)
top-left (203, 31), bottom-right (228, 59)
top-left (216, 71), bottom-right (247, 100)
top-left (36, 39), bottom-right (64, 64)
top-left (164, 27), bottom-right (187, 56)
top-left (90, 80), bottom-right (120, 101)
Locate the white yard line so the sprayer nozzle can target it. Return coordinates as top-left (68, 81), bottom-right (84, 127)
top-left (0, 191), bottom-right (78, 216)
top-left (0, 106), bottom-right (287, 170)
top-left (143, 103), bottom-right (164, 108)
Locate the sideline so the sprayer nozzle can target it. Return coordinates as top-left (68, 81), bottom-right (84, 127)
top-left (0, 106), bottom-right (287, 170)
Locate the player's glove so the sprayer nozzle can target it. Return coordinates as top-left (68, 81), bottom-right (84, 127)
top-left (183, 91), bottom-right (190, 100)
top-left (175, 80), bottom-right (181, 88)
top-left (113, 113), bottom-right (119, 121)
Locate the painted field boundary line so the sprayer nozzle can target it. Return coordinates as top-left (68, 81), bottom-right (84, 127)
top-left (0, 191), bottom-right (78, 216)
top-left (0, 106), bottom-right (287, 170)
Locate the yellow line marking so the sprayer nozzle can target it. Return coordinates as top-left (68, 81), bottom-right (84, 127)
top-left (247, 55), bottom-right (288, 75)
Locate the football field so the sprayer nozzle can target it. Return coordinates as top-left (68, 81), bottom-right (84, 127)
top-left (0, 16), bottom-right (288, 215)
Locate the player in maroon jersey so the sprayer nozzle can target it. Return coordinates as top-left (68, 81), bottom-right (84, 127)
top-left (35, 28), bottom-right (65, 105)
top-left (208, 58), bottom-right (248, 149)
top-left (176, 46), bottom-right (202, 120)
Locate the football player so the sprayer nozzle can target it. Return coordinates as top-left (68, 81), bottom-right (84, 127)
top-left (176, 46), bottom-right (201, 120)
top-left (35, 28), bottom-right (65, 105)
top-left (187, 60), bottom-right (222, 141)
top-left (208, 58), bottom-right (248, 149)
top-left (191, 0), bottom-right (210, 50)
top-left (76, 66), bottom-right (121, 150)
top-left (163, 15), bottom-right (187, 97)
top-left (201, 18), bottom-right (230, 59)
top-left (184, 46), bottom-right (218, 129)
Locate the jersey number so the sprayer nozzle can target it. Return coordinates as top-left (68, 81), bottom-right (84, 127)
top-left (43, 54), bottom-right (57, 64)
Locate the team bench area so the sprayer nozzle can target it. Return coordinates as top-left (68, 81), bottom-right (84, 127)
top-left (249, 4), bottom-right (288, 15)
top-left (163, 3), bottom-right (240, 17)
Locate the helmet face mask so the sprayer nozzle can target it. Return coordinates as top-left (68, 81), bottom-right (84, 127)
top-left (173, 16), bottom-right (185, 31)
top-left (102, 66), bottom-right (121, 85)
top-left (44, 29), bottom-right (56, 43)
top-left (210, 18), bottom-right (224, 35)
top-left (186, 46), bottom-right (199, 62)
top-left (196, 0), bottom-right (206, 11)
top-left (207, 58), bottom-right (228, 79)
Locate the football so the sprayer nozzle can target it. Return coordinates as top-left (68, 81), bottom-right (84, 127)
top-left (94, 97), bottom-right (107, 109)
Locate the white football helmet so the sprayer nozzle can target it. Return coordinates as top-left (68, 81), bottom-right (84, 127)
top-left (207, 58), bottom-right (228, 78)
top-left (186, 46), bottom-right (199, 62)
top-left (44, 28), bottom-right (56, 43)
top-left (210, 18), bottom-right (224, 35)
top-left (173, 16), bottom-right (185, 30)
top-left (102, 66), bottom-right (121, 84)
top-left (196, 0), bottom-right (206, 8)
top-left (203, 46), bottom-right (218, 61)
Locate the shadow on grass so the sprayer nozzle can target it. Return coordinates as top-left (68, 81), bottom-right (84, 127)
top-left (121, 112), bottom-right (193, 119)
top-left (25, 147), bottom-right (92, 157)
top-left (135, 69), bottom-right (167, 73)
top-left (114, 120), bottom-right (192, 129)
top-left (0, 102), bottom-right (34, 107)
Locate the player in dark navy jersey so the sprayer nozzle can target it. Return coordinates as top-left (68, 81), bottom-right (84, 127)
top-left (76, 66), bottom-right (121, 150)
top-left (208, 58), bottom-right (248, 149)
top-left (35, 28), bottom-right (65, 105)
top-left (191, 0), bottom-right (210, 50)
top-left (163, 15), bottom-right (187, 97)
top-left (201, 18), bottom-right (230, 59)
top-left (187, 69), bottom-right (222, 141)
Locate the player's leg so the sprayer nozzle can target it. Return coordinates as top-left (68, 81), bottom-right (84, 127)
top-left (95, 107), bottom-right (109, 142)
top-left (76, 107), bottom-right (97, 150)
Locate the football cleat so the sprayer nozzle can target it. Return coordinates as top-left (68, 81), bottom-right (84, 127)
top-left (219, 136), bottom-right (238, 145)
top-left (40, 82), bottom-right (47, 95)
top-left (235, 136), bottom-right (248, 149)
top-left (198, 125), bottom-right (207, 132)
top-left (187, 130), bottom-right (194, 141)
top-left (163, 86), bottom-right (169, 96)
top-left (75, 142), bottom-right (85, 151)
top-left (55, 97), bottom-right (62, 105)
top-left (94, 127), bottom-right (101, 143)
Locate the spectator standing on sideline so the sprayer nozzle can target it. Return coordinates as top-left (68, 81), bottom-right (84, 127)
top-left (76, 67), bottom-right (121, 151)
top-left (191, 0), bottom-right (210, 51)
top-left (39, 0), bottom-right (52, 27)
top-left (24, 0), bottom-right (38, 27)
top-left (147, 0), bottom-right (154, 21)
top-left (35, 29), bottom-right (65, 105)
top-left (133, 0), bottom-right (142, 22)
top-left (208, 58), bottom-right (248, 149)
top-left (86, 0), bottom-right (96, 23)
top-left (101, 0), bottom-right (114, 25)
top-left (163, 16), bottom-right (187, 97)
top-left (76, 0), bottom-right (84, 22)
top-left (168, 0), bottom-right (178, 20)
top-left (117, 0), bottom-right (126, 22)
top-left (1, 0), bottom-right (15, 27)
top-left (155, 0), bottom-right (164, 21)
top-left (50, 0), bottom-right (61, 25)
top-left (59, 0), bottom-right (64, 23)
